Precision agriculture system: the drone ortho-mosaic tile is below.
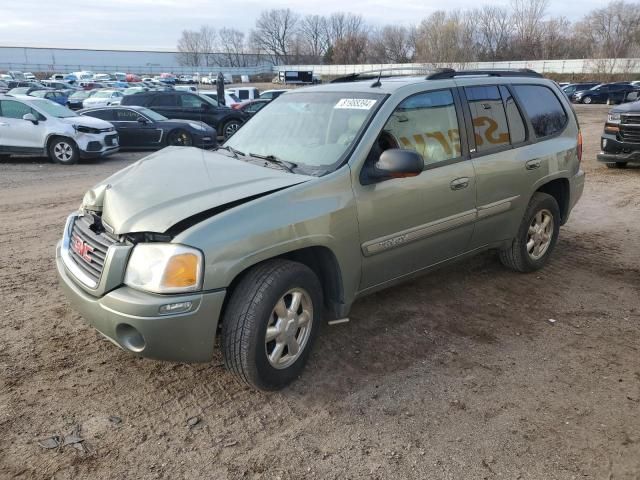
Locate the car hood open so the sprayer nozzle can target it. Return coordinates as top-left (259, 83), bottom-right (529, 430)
top-left (82, 147), bottom-right (311, 234)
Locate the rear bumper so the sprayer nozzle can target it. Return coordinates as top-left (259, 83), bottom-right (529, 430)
top-left (56, 242), bottom-right (226, 362)
top-left (596, 134), bottom-right (640, 163)
top-left (567, 169), bottom-right (585, 223)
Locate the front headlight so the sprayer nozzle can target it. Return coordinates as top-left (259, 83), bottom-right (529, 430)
top-left (188, 122), bottom-right (206, 131)
top-left (124, 243), bottom-right (203, 294)
top-left (607, 112), bottom-right (621, 123)
top-left (74, 125), bottom-right (101, 134)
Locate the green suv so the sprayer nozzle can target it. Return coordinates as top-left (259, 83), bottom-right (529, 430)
top-left (56, 69), bottom-right (585, 390)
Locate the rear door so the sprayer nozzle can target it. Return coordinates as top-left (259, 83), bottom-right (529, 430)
top-left (353, 88), bottom-right (477, 290)
top-left (464, 83), bottom-right (570, 249)
top-left (148, 93), bottom-right (179, 118)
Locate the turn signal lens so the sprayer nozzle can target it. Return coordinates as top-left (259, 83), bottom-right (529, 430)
top-left (162, 253), bottom-right (199, 288)
top-left (577, 130), bottom-right (583, 163)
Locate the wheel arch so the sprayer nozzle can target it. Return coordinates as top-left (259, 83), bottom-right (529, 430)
top-left (221, 245), bottom-right (346, 324)
top-left (535, 177), bottom-right (570, 225)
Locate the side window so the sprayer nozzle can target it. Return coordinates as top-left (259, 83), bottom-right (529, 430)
top-left (238, 90), bottom-right (249, 100)
top-left (511, 85), bottom-right (568, 138)
top-left (83, 110), bottom-right (115, 121)
top-left (151, 95), bottom-right (177, 107)
top-left (499, 86), bottom-right (527, 144)
top-left (180, 94), bottom-right (205, 108)
top-left (380, 89), bottom-right (461, 165)
top-left (114, 109), bottom-right (140, 121)
top-left (0, 100), bottom-right (33, 119)
top-left (465, 86), bottom-right (510, 152)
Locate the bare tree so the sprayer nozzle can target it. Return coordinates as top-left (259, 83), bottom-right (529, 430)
top-left (510, 0), bottom-right (549, 59)
top-left (331, 32), bottom-right (369, 64)
top-left (299, 15), bottom-right (330, 61)
top-left (474, 6), bottom-right (510, 61)
top-left (249, 9), bottom-right (299, 64)
top-left (176, 26), bottom-right (217, 67)
top-left (414, 11), bottom-right (476, 65)
top-left (217, 28), bottom-right (248, 67)
top-left (326, 13), bottom-right (366, 44)
top-left (369, 25), bottom-right (413, 63)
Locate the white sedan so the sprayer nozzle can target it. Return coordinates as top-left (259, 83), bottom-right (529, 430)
top-left (82, 90), bottom-right (124, 108)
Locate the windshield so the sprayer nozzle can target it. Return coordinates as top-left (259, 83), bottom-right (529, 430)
top-left (139, 107), bottom-right (167, 121)
top-left (590, 85), bottom-right (603, 91)
top-left (32, 99), bottom-right (77, 118)
top-left (224, 91), bottom-right (383, 175)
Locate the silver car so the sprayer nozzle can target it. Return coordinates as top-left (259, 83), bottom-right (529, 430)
top-left (0, 95), bottom-right (119, 164)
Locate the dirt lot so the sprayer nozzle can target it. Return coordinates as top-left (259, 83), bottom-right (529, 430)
top-left (1, 105), bottom-right (639, 480)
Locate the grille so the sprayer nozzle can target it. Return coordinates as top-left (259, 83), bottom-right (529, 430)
top-left (68, 215), bottom-right (117, 285)
top-left (621, 115), bottom-right (640, 125)
top-left (620, 125), bottom-right (640, 143)
top-left (105, 134), bottom-right (118, 146)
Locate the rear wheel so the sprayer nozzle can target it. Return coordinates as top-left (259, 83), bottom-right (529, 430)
top-left (221, 259), bottom-right (323, 390)
top-left (582, 96), bottom-right (593, 104)
top-left (167, 129), bottom-right (193, 147)
top-left (48, 137), bottom-right (79, 165)
top-left (499, 192), bottom-right (560, 273)
top-left (222, 119), bottom-right (242, 140)
top-left (606, 162), bottom-right (628, 169)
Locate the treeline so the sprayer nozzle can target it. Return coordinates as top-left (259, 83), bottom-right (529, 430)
top-left (176, 0), bottom-right (640, 67)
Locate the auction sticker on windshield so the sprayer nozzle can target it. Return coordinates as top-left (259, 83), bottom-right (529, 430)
top-left (335, 98), bottom-right (377, 109)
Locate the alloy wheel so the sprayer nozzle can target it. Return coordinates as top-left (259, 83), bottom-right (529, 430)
top-left (53, 142), bottom-right (73, 162)
top-left (265, 288), bottom-right (313, 369)
top-left (527, 209), bottom-right (554, 260)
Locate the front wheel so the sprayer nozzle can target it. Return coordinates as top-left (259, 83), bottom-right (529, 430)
top-left (499, 192), bottom-right (561, 273)
top-left (167, 129), bottom-right (193, 147)
top-left (48, 137), bottom-right (79, 165)
top-left (221, 260), bottom-right (323, 390)
top-left (222, 119), bottom-right (242, 140)
top-left (582, 96), bottom-right (592, 104)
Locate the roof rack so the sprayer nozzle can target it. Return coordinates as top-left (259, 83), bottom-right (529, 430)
top-left (331, 67), bottom-right (447, 84)
top-left (426, 68), bottom-right (542, 80)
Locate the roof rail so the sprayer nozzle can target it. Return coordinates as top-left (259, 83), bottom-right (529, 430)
top-left (331, 66), bottom-right (448, 84)
top-left (426, 68), bottom-right (543, 80)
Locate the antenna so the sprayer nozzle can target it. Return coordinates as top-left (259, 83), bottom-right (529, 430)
top-left (370, 70), bottom-right (383, 88)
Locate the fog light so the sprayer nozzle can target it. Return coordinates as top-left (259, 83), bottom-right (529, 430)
top-left (159, 301), bottom-right (193, 315)
top-left (602, 139), bottom-right (608, 148)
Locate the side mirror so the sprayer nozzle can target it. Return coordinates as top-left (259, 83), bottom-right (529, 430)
top-left (23, 113), bottom-right (38, 124)
top-left (137, 117), bottom-right (149, 124)
top-left (364, 149), bottom-right (424, 184)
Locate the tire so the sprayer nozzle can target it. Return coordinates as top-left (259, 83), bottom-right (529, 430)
top-left (48, 137), bottom-right (79, 165)
top-left (606, 162), bottom-right (628, 168)
top-left (582, 96), bottom-right (592, 104)
top-left (167, 129), bottom-right (193, 147)
top-left (221, 259), bottom-right (323, 390)
top-left (221, 119), bottom-right (242, 140)
top-left (499, 192), bottom-right (561, 273)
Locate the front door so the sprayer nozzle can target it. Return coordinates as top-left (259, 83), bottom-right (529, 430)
top-left (353, 88), bottom-right (477, 291)
top-left (0, 99), bottom-right (46, 151)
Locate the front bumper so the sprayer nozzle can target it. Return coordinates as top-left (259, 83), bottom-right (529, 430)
top-left (80, 146), bottom-right (120, 159)
top-left (596, 134), bottom-right (640, 163)
top-left (56, 241), bottom-right (226, 362)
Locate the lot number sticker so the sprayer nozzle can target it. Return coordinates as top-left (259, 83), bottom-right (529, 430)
top-left (335, 98), bottom-right (377, 110)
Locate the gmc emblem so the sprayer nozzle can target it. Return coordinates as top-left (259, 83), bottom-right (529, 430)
top-left (71, 236), bottom-right (94, 263)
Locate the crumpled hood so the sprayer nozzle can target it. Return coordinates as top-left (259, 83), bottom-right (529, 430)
top-left (59, 115), bottom-right (114, 129)
top-left (82, 147), bottom-right (311, 234)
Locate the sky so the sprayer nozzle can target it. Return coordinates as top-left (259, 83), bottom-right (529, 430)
top-left (0, 0), bottom-right (607, 51)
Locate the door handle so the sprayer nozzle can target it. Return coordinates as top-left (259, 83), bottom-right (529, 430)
top-left (526, 159), bottom-right (541, 170)
top-left (450, 177), bottom-right (470, 190)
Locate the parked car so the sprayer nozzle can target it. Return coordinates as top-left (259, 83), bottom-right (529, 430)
top-left (7, 86), bottom-right (48, 96)
top-left (126, 74), bottom-right (141, 83)
top-left (41, 80), bottom-right (79, 92)
top-left (121, 90), bottom-right (247, 139)
top-left (23, 72), bottom-right (36, 81)
top-left (259, 89), bottom-right (288, 100)
top-left (56, 69), bottom-right (584, 390)
top-left (67, 90), bottom-right (98, 110)
top-left (198, 90), bottom-right (240, 107)
top-left (572, 83), bottom-right (639, 104)
top-left (597, 99), bottom-right (640, 168)
top-left (562, 82), bottom-right (598, 97)
top-left (227, 87), bottom-right (260, 101)
top-left (234, 99), bottom-right (270, 116)
top-left (175, 85), bottom-right (198, 93)
top-left (82, 90), bottom-right (124, 108)
top-left (78, 105), bottom-right (216, 150)
top-left (0, 80), bottom-right (8, 94)
top-left (79, 81), bottom-right (105, 90)
top-left (8, 71), bottom-right (25, 80)
top-left (29, 89), bottom-right (69, 106)
top-left (50, 74), bottom-right (66, 81)
top-left (0, 95), bottom-right (118, 164)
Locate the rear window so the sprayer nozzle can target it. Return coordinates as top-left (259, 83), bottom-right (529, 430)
top-left (83, 109), bottom-right (114, 121)
top-left (512, 85), bottom-right (568, 138)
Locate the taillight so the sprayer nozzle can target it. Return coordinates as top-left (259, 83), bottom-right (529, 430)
top-left (577, 130), bottom-right (583, 163)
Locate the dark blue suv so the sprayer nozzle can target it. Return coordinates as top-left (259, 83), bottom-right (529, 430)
top-left (573, 83), bottom-right (640, 104)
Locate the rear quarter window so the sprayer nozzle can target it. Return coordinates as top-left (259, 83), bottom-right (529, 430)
top-left (512, 85), bottom-right (568, 138)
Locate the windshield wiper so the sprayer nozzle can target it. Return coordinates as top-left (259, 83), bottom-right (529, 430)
top-left (216, 145), bottom-right (244, 158)
top-left (248, 153), bottom-right (297, 173)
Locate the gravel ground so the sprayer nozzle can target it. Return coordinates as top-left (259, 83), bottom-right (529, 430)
top-left (1, 105), bottom-right (639, 480)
